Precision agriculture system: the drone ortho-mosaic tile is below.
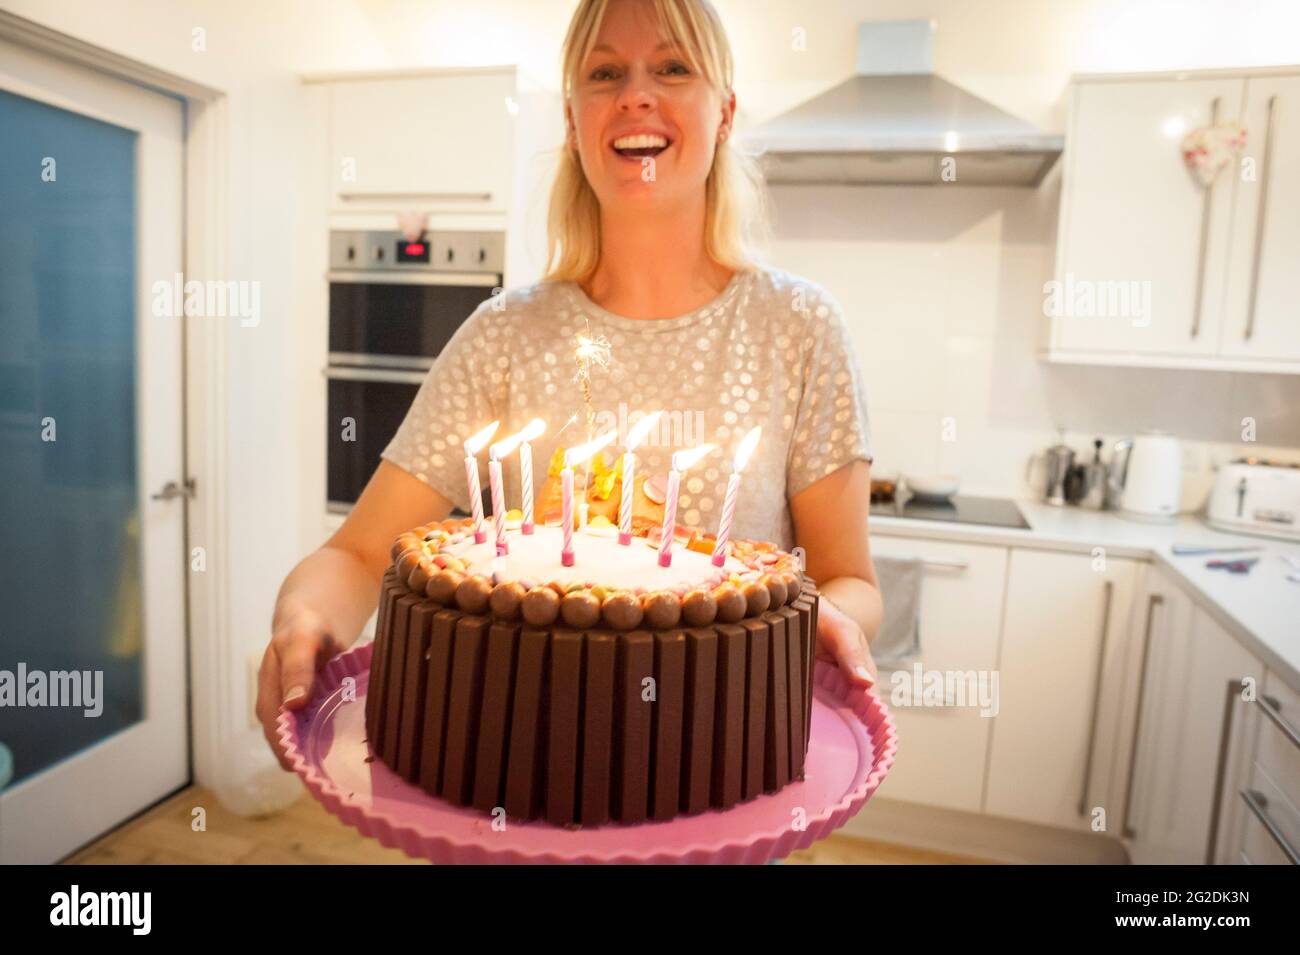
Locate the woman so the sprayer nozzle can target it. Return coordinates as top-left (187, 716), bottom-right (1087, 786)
top-left (259, 0), bottom-right (882, 766)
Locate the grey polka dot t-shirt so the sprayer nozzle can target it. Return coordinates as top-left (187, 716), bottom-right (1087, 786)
top-left (381, 265), bottom-right (872, 551)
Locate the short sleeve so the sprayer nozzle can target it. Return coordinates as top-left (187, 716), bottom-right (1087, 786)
top-left (381, 303), bottom-right (508, 511)
top-left (785, 286), bottom-right (873, 499)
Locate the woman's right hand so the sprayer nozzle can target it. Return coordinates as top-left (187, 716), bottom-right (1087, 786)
top-left (257, 605), bottom-right (349, 770)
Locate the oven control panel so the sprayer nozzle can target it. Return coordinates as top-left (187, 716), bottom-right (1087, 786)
top-left (329, 229), bottom-right (504, 274)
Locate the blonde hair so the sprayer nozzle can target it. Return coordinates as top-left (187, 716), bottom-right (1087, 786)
top-left (543, 0), bottom-right (769, 285)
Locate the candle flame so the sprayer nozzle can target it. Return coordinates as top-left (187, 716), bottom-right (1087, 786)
top-left (672, 443), bottom-right (717, 473)
top-left (490, 417), bottom-right (547, 460)
top-left (564, 429), bottom-right (618, 469)
top-left (464, 420), bottom-right (500, 456)
top-left (625, 410), bottom-right (663, 452)
top-left (732, 426), bottom-right (762, 473)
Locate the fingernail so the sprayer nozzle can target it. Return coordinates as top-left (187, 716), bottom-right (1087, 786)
top-left (283, 686), bottom-right (306, 704)
top-left (854, 665), bottom-right (874, 686)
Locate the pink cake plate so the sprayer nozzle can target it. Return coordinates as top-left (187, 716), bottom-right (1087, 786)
top-left (276, 641), bottom-right (897, 864)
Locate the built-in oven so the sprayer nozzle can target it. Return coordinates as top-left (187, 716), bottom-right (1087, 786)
top-left (325, 228), bottom-right (503, 512)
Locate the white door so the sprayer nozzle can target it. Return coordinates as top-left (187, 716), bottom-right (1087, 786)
top-left (1220, 74), bottom-right (1300, 362)
top-left (868, 536), bottom-right (1006, 813)
top-left (984, 550), bottom-right (1139, 830)
top-left (0, 37), bottom-right (188, 863)
top-left (1053, 78), bottom-right (1244, 357)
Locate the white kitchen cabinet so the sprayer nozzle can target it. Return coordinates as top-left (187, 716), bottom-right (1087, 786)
top-left (1051, 76), bottom-right (1243, 358)
top-left (984, 549), bottom-right (1139, 831)
top-left (1121, 567), bottom-right (1265, 864)
top-left (869, 535), bottom-right (1007, 813)
top-left (1221, 670), bottom-right (1300, 864)
top-left (1049, 68), bottom-right (1300, 373)
top-left (1219, 75), bottom-right (1300, 362)
top-left (323, 68), bottom-right (516, 213)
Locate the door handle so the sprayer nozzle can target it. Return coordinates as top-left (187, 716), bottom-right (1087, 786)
top-left (151, 478), bottom-right (196, 501)
top-left (1078, 579), bottom-right (1114, 817)
top-left (1244, 95), bottom-right (1278, 341)
top-left (1120, 593), bottom-right (1163, 839)
top-left (1190, 96), bottom-right (1221, 340)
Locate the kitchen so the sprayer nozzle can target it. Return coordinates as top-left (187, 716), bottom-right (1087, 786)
top-left (0, 0), bottom-right (1298, 890)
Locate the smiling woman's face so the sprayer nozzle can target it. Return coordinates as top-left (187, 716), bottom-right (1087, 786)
top-left (568, 0), bottom-right (730, 213)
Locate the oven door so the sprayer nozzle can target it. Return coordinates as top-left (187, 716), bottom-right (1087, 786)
top-left (325, 366), bottom-right (425, 512)
top-left (328, 270), bottom-right (498, 367)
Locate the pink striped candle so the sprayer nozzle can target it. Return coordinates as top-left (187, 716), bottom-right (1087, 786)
top-left (658, 443), bottom-right (716, 569)
top-left (618, 410), bottom-right (663, 545)
top-left (488, 455), bottom-right (508, 556)
top-left (561, 430), bottom-right (618, 567)
top-left (462, 420), bottom-right (499, 545)
top-left (711, 426), bottom-right (762, 567)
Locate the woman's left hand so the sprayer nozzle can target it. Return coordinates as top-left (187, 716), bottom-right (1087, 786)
top-left (815, 595), bottom-right (877, 687)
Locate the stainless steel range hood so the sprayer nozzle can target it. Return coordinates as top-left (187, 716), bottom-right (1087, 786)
top-left (744, 20), bottom-right (1062, 187)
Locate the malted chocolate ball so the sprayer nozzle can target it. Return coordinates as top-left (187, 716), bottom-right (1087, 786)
top-left (601, 591), bottom-right (644, 630)
top-left (643, 590), bottom-right (683, 629)
top-left (455, 574), bottom-right (493, 614)
top-left (489, 581), bottom-right (526, 619)
top-left (780, 572), bottom-right (801, 604)
top-left (395, 550), bottom-right (422, 585)
top-left (713, 583), bottom-right (747, 623)
top-left (560, 590), bottom-right (601, 629)
top-left (521, 585), bottom-right (560, 627)
top-left (761, 573), bottom-right (787, 609)
top-left (682, 588), bottom-right (718, 627)
top-left (742, 580), bottom-right (771, 617)
top-left (407, 557), bottom-right (436, 595)
top-left (425, 569), bottom-right (463, 605)
top-left (392, 533), bottom-right (421, 561)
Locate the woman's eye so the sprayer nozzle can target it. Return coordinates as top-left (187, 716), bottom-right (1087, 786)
top-left (661, 61), bottom-right (691, 76)
top-left (589, 66), bottom-right (620, 81)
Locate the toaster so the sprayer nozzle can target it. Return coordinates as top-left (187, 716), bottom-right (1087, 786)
top-left (1206, 459), bottom-right (1300, 542)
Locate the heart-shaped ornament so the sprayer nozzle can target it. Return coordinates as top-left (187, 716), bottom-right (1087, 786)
top-left (1180, 122), bottom-right (1247, 187)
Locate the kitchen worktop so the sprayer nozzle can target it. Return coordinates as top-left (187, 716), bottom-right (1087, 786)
top-left (871, 501), bottom-right (1300, 694)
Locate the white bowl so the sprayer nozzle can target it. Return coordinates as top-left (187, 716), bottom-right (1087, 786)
top-left (903, 474), bottom-right (960, 501)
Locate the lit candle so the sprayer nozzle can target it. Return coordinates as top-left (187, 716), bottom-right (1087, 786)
top-left (561, 430), bottom-right (618, 567)
top-left (712, 426), bottom-right (762, 567)
top-left (658, 444), bottom-right (717, 568)
top-left (618, 410), bottom-right (663, 545)
top-left (463, 420), bottom-right (499, 545)
top-left (488, 418), bottom-right (547, 553)
top-left (517, 418), bottom-right (546, 534)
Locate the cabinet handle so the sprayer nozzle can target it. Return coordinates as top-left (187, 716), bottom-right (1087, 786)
top-left (1240, 790), bottom-right (1300, 864)
top-left (1258, 693), bottom-right (1300, 752)
top-left (1244, 95), bottom-right (1278, 342)
top-left (1190, 97), bottom-right (1221, 340)
top-left (1078, 579), bottom-right (1114, 817)
top-left (1120, 593), bottom-right (1163, 839)
top-left (1206, 676), bottom-right (1254, 864)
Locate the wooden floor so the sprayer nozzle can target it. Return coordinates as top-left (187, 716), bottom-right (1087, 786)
top-left (66, 785), bottom-right (992, 865)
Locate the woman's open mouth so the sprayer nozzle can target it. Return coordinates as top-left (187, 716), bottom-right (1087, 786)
top-left (611, 133), bottom-right (671, 160)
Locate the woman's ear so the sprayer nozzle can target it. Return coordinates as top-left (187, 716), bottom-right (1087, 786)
top-left (563, 103), bottom-right (577, 150)
top-left (718, 88), bottom-right (737, 143)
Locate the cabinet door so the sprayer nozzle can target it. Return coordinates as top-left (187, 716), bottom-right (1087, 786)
top-left (985, 550), bottom-right (1138, 830)
top-left (1053, 78), bottom-right (1244, 356)
top-left (868, 536), bottom-right (1007, 813)
top-left (329, 71), bottom-right (515, 211)
top-left (1128, 600), bottom-right (1263, 864)
top-left (1220, 75), bottom-right (1300, 361)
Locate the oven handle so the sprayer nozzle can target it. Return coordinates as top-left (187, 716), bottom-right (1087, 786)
top-left (327, 269), bottom-right (500, 288)
top-left (324, 366), bottom-right (428, 385)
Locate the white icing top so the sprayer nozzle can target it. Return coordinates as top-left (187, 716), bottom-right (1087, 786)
top-left (444, 523), bottom-right (748, 592)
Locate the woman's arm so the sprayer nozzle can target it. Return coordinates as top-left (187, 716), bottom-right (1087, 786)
top-left (257, 460), bottom-right (454, 765)
top-left (789, 458), bottom-right (882, 686)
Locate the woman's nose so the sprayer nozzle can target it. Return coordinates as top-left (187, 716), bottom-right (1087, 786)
top-left (614, 68), bottom-right (656, 112)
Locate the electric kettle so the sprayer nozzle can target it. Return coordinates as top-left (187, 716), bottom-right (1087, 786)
top-left (1108, 432), bottom-right (1182, 520)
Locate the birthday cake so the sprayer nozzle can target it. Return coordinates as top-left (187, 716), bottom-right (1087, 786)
top-left (365, 509), bottom-right (819, 826)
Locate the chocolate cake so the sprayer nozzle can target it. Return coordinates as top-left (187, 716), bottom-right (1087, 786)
top-left (366, 517), bottom-right (818, 826)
